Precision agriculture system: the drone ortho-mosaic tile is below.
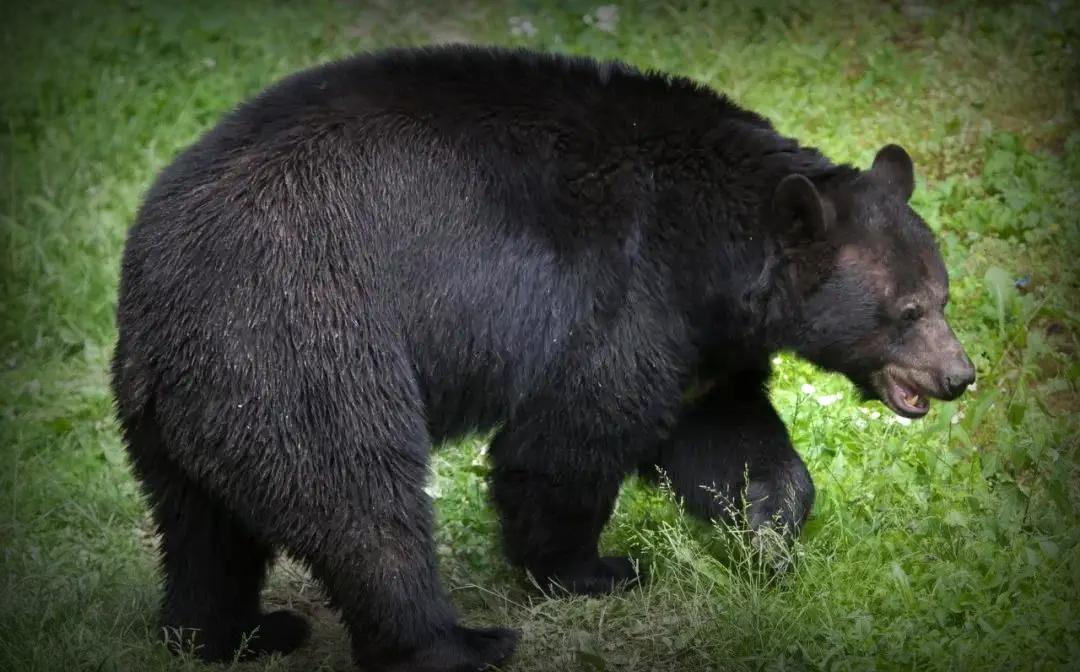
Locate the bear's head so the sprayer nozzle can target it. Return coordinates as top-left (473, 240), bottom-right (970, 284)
top-left (772, 144), bottom-right (976, 419)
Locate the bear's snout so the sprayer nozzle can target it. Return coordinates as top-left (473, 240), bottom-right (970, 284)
top-left (923, 317), bottom-right (976, 401)
top-left (939, 353), bottom-right (976, 400)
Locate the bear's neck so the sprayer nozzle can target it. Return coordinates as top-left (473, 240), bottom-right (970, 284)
top-left (660, 126), bottom-right (850, 361)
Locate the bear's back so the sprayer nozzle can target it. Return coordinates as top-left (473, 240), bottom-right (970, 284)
top-left (116, 46), bottom-right (787, 441)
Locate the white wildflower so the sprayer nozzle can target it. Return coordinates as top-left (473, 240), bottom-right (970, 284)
top-left (854, 418), bottom-right (868, 431)
top-left (772, 356), bottom-right (782, 366)
top-left (951, 411), bottom-right (965, 425)
top-left (889, 415), bottom-right (913, 426)
top-left (800, 383), bottom-right (816, 395)
top-left (584, 5), bottom-right (619, 33)
top-left (968, 381), bottom-right (977, 392)
top-left (508, 16), bottom-right (538, 37)
top-left (816, 392), bottom-right (843, 407)
top-left (870, 410), bottom-right (881, 420)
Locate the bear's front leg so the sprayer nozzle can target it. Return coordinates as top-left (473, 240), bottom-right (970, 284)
top-left (639, 375), bottom-right (815, 541)
top-left (489, 428), bottom-right (637, 596)
top-left (489, 345), bottom-right (681, 596)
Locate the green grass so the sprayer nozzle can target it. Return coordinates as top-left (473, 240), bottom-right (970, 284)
top-left (1, 1), bottom-right (1077, 670)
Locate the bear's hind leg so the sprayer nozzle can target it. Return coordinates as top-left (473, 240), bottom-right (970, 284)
top-left (126, 418), bottom-right (310, 662)
top-left (145, 376), bottom-right (516, 672)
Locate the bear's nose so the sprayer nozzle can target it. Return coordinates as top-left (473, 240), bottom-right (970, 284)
top-left (942, 356), bottom-right (976, 399)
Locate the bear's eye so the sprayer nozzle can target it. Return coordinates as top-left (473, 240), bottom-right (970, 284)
top-left (900, 305), bottom-right (922, 323)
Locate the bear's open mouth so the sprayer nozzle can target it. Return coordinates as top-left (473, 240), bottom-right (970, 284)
top-left (880, 374), bottom-right (931, 419)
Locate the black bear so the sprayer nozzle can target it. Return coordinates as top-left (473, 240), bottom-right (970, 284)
top-left (112, 45), bottom-right (975, 671)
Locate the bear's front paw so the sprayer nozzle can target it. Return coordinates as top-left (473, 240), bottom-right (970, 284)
top-left (543, 556), bottom-right (641, 596)
top-left (380, 625), bottom-right (519, 672)
top-left (245, 610), bottom-right (312, 658)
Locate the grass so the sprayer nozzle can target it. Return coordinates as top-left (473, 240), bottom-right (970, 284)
top-left (1, 1), bottom-right (1077, 670)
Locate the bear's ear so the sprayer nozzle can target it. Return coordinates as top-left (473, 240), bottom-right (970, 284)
top-left (772, 174), bottom-right (827, 243)
top-left (870, 144), bottom-right (914, 201)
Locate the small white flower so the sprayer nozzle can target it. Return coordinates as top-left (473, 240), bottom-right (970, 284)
top-left (772, 356), bottom-right (782, 366)
top-left (800, 383), bottom-right (816, 395)
top-left (950, 411), bottom-right (965, 425)
top-left (816, 392), bottom-right (843, 407)
top-left (968, 381), bottom-right (977, 392)
top-left (508, 16), bottom-right (538, 37)
top-left (870, 410), bottom-right (882, 420)
top-left (854, 418), bottom-right (868, 430)
top-left (584, 5), bottom-right (620, 33)
top-left (889, 415), bottom-right (913, 426)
